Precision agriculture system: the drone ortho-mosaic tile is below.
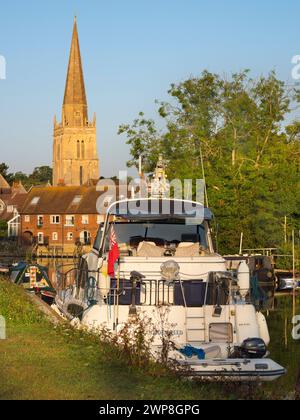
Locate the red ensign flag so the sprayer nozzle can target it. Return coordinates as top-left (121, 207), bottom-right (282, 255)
top-left (108, 226), bottom-right (120, 277)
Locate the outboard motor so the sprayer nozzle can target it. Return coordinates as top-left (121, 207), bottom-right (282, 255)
top-left (236, 338), bottom-right (267, 359)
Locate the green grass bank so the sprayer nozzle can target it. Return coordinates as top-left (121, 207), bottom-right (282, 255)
top-left (0, 276), bottom-right (299, 400)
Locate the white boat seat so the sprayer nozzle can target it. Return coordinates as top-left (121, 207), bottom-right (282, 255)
top-left (137, 241), bottom-right (164, 257)
top-left (175, 242), bottom-right (200, 257)
top-left (177, 242), bottom-right (195, 248)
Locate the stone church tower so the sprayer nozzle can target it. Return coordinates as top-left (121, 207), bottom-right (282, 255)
top-left (53, 18), bottom-right (99, 186)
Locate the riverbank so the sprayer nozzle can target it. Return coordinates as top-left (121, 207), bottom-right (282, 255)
top-left (0, 240), bottom-right (27, 260)
top-left (0, 276), bottom-right (299, 400)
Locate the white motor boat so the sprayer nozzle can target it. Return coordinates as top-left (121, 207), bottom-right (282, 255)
top-left (54, 197), bottom-right (286, 382)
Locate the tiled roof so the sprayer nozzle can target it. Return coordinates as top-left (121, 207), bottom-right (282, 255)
top-left (0, 193), bottom-right (27, 221)
top-left (20, 186), bottom-right (106, 215)
top-left (12, 181), bottom-right (27, 194)
top-left (0, 174), bottom-right (10, 191)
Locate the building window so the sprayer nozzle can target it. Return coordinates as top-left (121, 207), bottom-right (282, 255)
top-left (57, 143), bottom-right (60, 161)
top-left (37, 232), bottom-right (44, 245)
top-left (65, 215), bottom-right (75, 226)
top-left (37, 216), bottom-right (43, 228)
top-left (67, 232), bottom-right (73, 241)
top-left (72, 195), bottom-right (82, 205)
top-left (77, 140), bottom-right (80, 159)
top-left (30, 197), bottom-right (40, 205)
top-left (81, 141), bottom-right (85, 159)
top-left (51, 215), bottom-right (61, 224)
top-left (97, 215), bottom-right (104, 224)
top-left (80, 231), bottom-right (91, 245)
top-left (52, 232), bottom-right (58, 241)
top-left (25, 215), bottom-right (30, 223)
top-left (80, 166), bottom-right (83, 186)
top-left (82, 215), bottom-right (89, 225)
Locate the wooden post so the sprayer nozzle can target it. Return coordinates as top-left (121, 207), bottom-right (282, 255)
top-left (284, 316), bottom-right (288, 349)
top-left (293, 230), bottom-right (296, 321)
top-left (239, 232), bottom-right (244, 255)
top-left (296, 365), bottom-right (300, 396)
top-left (284, 216), bottom-right (287, 244)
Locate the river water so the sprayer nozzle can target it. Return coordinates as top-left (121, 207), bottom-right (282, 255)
top-left (0, 257), bottom-right (77, 288)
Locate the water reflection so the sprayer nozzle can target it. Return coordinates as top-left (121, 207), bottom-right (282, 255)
top-left (266, 295), bottom-right (300, 395)
top-left (0, 257), bottom-right (78, 289)
top-left (36, 258), bottom-right (78, 288)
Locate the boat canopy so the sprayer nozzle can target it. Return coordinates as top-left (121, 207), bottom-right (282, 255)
top-left (107, 198), bottom-right (213, 222)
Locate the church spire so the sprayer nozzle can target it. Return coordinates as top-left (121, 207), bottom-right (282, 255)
top-left (53, 18), bottom-right (99, 187)
top-left (63, 17), bottom-right (88, 126)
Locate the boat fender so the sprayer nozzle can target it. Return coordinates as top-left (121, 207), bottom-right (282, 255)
top-left (238, 261), bottom-right (250, 299)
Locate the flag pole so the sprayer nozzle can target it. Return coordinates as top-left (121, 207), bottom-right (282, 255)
top-left (116, 258), bottom-right (121, 328)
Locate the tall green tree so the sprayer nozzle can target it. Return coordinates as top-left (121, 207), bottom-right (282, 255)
top-left (0, 164), bottom-right (53, 190)
top-left (119, 71), bottom-right (300, 253)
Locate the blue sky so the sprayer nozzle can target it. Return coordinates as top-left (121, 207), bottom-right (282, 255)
top-left (0, 0), bottom-right (299, 177)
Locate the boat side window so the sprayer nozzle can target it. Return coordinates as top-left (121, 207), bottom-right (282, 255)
top-left (10, 270), bottom-right (20, 283)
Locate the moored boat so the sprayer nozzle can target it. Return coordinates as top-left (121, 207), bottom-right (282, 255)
top-left (54, 196), bottom-right (286, 382)
top-left (10, 262), bottom-right (56, 304)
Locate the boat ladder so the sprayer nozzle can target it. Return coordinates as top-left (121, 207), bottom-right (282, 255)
top-left (185, 309), bottom-right (206, 344)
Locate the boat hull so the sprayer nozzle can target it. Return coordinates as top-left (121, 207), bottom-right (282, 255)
top-left (178, 358), bottom-right (286, 382)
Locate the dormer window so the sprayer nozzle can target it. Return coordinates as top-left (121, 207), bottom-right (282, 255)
top-left (72, 195), bottom-right (82, 205)
top-left (30, 197), bottom-right (40, 205)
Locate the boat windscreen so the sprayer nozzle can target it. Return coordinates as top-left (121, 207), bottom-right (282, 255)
top-left (100, 221), bottom-right (208, 253)
top-left (108, 200), bottom-right (213, 221)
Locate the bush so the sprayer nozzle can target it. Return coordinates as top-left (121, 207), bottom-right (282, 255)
top-left (0, 220), bottom-right (7, 238)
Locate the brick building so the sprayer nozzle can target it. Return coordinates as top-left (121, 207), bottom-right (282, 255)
top-left (0, 175), bottom-right (27, 237)
top-left (20, 186), bottom-right (105, 254)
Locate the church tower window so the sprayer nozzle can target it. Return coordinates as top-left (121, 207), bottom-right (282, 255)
top-left (81, 141), bottom-right (85, 159)
top-left (77, 141), bottom-right (80, 159)
top-left (80, 166), bottom-right (83, 186)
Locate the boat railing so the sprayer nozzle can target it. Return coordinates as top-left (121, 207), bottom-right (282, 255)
top-left (55, 266), bottom-right (179, 307)
top-left (55, 263), bottom-right (257, 309)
